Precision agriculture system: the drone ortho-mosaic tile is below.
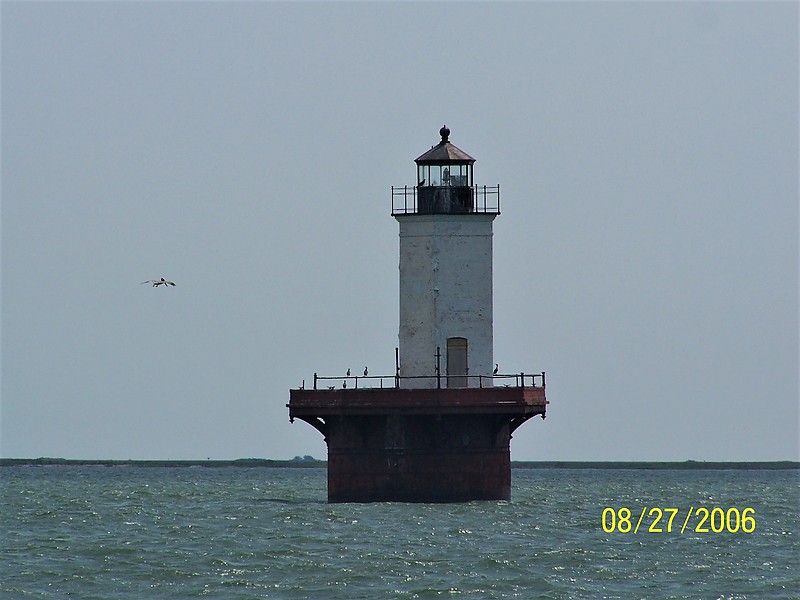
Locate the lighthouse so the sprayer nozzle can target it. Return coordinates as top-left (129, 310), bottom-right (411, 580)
top-left (395, 125), bottom-right (495, 389)
top-left (288, 126), bottom-right (547, 502)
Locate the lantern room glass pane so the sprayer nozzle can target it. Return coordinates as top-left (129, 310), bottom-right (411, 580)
top-left (431, 165), bottom-right (442, 186)
top-left (450, 164), bottom-right (469, 186)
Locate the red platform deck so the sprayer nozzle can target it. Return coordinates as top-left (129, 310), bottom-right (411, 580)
top-left (289, 385), bottom-right (546, 415)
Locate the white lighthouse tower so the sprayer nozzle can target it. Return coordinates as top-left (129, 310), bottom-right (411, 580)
top-left (393, 126), bottom-right (500, 389)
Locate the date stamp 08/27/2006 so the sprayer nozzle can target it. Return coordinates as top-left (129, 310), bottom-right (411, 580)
top-left (602, 507), bottom-right (756, 534)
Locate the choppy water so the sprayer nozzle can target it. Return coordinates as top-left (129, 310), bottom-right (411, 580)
top-left (1, 467), bottom-right (797, 599)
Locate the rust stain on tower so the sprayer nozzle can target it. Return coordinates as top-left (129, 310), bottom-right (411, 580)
top-left (288, 126), bottom-right (548, 502)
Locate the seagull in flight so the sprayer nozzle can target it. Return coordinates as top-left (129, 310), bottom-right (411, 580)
top-left (141, 278), bottom-right (176, 288)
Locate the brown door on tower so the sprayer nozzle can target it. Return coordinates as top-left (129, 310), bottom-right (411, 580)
top-left (447, 337), bottom-right (468, 388)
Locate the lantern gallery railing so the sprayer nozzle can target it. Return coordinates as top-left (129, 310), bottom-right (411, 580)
top-left (306, 371), bottom-right (545, 391)
top-left (391, 184), bottom-right (500, 216)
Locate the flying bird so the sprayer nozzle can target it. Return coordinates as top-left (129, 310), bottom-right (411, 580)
top-left (141, 278), bottom-right (176, 287)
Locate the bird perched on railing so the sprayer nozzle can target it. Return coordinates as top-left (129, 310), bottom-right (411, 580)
top-left (493, 364), bottom-right (499, 375)
top-left (363, 367), bottom-right (368, 377)
top-left (141, 278), bottom-right (176, 287)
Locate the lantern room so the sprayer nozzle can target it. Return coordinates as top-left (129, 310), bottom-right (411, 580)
top-left (416, 125), bottom-right (474, 187)
top-left (392, 126), bottom-right (499, 216)
top-left (415, 125), bottom-right (476, 214)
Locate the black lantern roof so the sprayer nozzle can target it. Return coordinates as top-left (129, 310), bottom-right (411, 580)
top-left (415, 126), bottom-right (475, 164)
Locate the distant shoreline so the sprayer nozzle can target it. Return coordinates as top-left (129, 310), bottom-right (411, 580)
top-left (1, 458), bottom-right (797, 470)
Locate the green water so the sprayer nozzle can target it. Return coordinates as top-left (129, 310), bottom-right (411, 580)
top-left (1, 467), bottom-right (797, 599)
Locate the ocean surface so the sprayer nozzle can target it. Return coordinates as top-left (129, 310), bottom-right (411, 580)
top-left (1, 467), bottom-right (797, 599)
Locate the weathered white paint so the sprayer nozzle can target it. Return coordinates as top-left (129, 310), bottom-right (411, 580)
top-left (396, 214), bottom-right (496, 388)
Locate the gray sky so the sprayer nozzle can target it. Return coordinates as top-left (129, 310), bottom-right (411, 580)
top-left (2, 1), bottom-right (797, 461)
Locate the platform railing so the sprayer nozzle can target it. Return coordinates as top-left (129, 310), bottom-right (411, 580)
top-left (308, 371), bottom-right (545, 391)
top-left (391, 184), bottom-right (500, 216)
